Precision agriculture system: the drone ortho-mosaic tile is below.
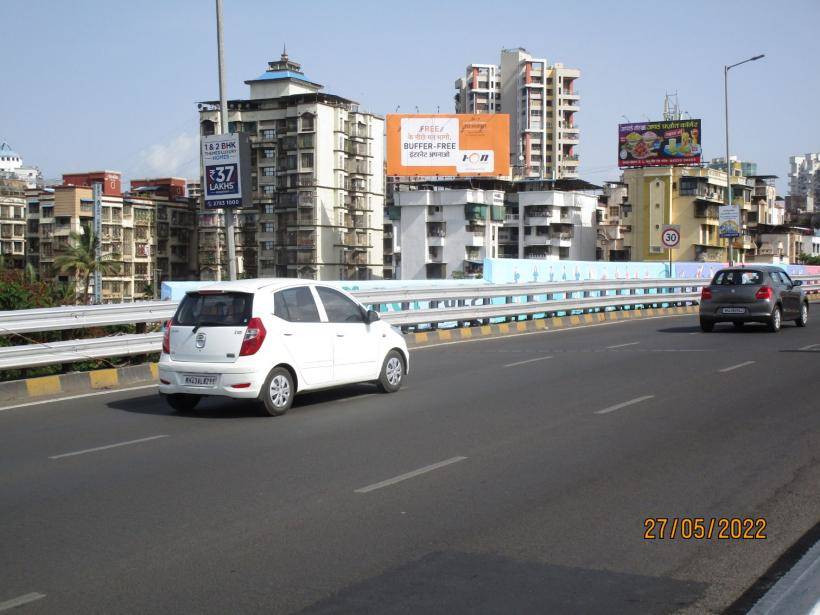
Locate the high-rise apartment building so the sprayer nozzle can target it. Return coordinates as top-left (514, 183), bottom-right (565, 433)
top-left (197, 50), bottom-right (384, 281)
top-left (454, 64), bottom-right (501, 114)
top-left (0, 176), bottom-right (27, 268)
top-left (788, 153), bottom-right (820, 206)
top-left (454, 48), bottom-right (580, 180)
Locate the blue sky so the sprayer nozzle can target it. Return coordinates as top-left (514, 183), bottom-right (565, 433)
top-left (3, 0), bottom-right (818, 194)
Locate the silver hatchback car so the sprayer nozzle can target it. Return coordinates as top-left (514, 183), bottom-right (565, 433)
top-left (699, 266), bottom-right (809, 332)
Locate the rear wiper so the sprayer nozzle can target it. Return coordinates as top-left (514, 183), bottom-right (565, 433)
top-left (191, 320), bottom-right (225, 333)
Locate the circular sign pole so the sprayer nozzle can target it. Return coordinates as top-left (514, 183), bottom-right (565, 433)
top-left (661, 224), bottom-right (681, 279)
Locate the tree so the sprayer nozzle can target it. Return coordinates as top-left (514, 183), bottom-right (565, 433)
top-left (53, 230), bottom-right (120, 304)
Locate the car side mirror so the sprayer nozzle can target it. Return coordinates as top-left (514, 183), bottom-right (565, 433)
top-left (365, 309), bottom-right (380, 324)
top-left (792, 280), bottom-right (803, 287)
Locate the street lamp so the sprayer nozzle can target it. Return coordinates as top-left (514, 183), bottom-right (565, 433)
top-left (724, 54), bottom-right (764, 265)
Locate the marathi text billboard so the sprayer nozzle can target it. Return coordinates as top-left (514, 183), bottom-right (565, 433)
top-left (386, 114), bottom-right (510, 177)
top-left (618, 119), bottom-right (702, 168)
top-left (202, 133), bottom-right (251, 209)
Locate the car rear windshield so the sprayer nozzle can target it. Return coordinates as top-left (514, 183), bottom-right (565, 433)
top-left (174, 292), bottom-right (253, 327)
top-left (712, 270), bottom-right (764, 286)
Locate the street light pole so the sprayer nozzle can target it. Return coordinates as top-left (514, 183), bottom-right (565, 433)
top-left (724, 54), bottom-right (764, 266)
top-left (215, 0), bottom-right (237, 281)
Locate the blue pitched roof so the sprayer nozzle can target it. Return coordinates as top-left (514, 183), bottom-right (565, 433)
top-left (250, 70), bottom-right (320, 85)
top-left (0, 141), bottom-right (20, 159)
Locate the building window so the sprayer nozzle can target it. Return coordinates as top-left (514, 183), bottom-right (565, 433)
top-left (300, 114), bottom-right (315, 132)
top-left (263, 149), bottom-right (275, 159)
top-left (262, 166), bottom-right (275, 176)
top-left (262, 129), bottom-right (275, 139)
top-left (264, 223), bottom-right (273, 233)
top-left (300, 153), bottom-right (314, 169)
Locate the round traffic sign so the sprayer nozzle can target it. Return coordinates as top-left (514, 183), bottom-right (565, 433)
top-left (661, 226), bottom-right (680, 249)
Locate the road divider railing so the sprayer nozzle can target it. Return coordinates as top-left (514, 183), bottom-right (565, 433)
top-left (0, 275), bottom-right (818, 371)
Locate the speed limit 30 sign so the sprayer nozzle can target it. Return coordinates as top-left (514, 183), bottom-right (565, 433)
top-left (661, 225), bottom-right (681, 249)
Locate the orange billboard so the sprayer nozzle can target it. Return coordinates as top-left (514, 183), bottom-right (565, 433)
top-left (386, 114), bottom-right (510, 177)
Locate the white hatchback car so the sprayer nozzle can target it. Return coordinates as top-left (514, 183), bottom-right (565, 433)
top-left (158, 279), bottom-right (409, 416)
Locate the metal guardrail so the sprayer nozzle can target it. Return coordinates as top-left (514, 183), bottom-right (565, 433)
top-left (0, 275), bottom-right (818, 371)
top-left (0, 302), bottom-right (177, 335)
top-left (0, 333), bottom-right (163, 370)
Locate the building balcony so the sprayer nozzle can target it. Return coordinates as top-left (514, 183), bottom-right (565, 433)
top-left (523, 234), bottom-right (551, 247)
top-left (525, 213), bottom-right (552, 225)
top-left (427, 235), bottom-right (445, 247)
top-left (296, 251), bottom-right (316, 265)
top-left (467, 234), bottom-right (484, 247)
top-left (551, 233), bottom-right (573, 248)
top-left (694, 203), bottom-right (720, 219)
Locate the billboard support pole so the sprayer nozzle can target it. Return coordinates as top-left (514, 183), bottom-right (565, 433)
top-left (216, 0), bottom-right (237, 281)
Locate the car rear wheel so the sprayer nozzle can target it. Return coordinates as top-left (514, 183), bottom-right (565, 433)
top-left (768, 306), bottom-right (782, 333)
top-left (260, 367), bottom-right (294, 416)
top-left (795, 302), bottom-right (808, 327)
top-left (377, 350), bottom-right (404, 393)
top-left (733, 321), bottom-right (745, 330)
top-left (165, 393), bottom-right (201, 413)
top-left (699, 319), bottom-right (714, 332)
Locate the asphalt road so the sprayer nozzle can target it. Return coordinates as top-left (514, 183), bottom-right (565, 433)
top-left (1, 313), bottom-right (819, 614)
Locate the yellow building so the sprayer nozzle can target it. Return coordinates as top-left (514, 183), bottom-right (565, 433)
top-left (622, 166), bottom-right (752, 262)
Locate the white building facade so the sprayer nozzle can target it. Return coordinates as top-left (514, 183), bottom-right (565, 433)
top-left (789, 153), bottom-right (820, 204)
top-left (392, 187), bottom-right (503, 280)
top-left (500, 187), bottom-right (597, 261)
top-left (0, 141), bottom-right (41, 188)
top-left (198, 51), bottom-right (384, 281)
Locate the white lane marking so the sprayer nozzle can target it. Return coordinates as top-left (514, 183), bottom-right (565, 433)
top-left (808, 598), bottom-right (820, 615)
top-left (594, 395), bottom-right (655, 415)
top-left (411, 313), bottom-right (695, 350)
top-left (0, 593), bottom-right (46, 612)
top-left (50, 435), bottom-right (169, 460)
top-left (0, 384), bottom-right (158, 413)
top-left (799, 343), bottom-right (819, 351)
top-left (718, 360), bottom-right (756, 373)
top-left (606, 342), bottom-right (640, 349)
top-left (503, 356), bottom-right (554, 368)
top-left (355, 456), bottom-right (467, 494)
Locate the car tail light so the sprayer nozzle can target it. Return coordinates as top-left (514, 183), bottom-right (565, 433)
top-left (162, 320), bottom-right (171, 354)
top-left (239, 317), bottom-right (266, 356)
top-left (755, 286), bottom-right (773, 300)
top-left (700, 287), bottom-right (712, 301)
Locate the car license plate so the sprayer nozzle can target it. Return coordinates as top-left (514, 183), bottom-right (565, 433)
top-left (183, 374), bottom-right (217, 387)
top-left (721, 307), bottom-right (747, 314)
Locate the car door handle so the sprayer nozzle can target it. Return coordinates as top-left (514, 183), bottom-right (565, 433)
top-left (336, 333), bottom-right (345, 337)
top-left (283, 332), bottom-right (294, 337)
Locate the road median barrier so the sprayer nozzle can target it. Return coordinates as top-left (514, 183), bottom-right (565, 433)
top-left (0, 363), bottom-right (158, 405)
top-left (407, 305), bottom-right (698, 348)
